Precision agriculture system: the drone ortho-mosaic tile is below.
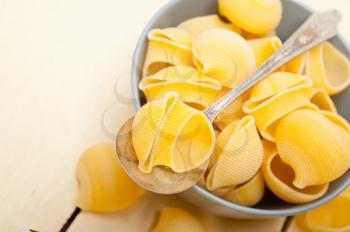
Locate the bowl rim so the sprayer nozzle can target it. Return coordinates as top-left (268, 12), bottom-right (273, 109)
top-left (130, 0), bottom-right (350, 217)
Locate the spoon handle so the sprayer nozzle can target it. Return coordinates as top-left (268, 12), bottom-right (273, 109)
top-left (203, 10), bottom-right (342, 122)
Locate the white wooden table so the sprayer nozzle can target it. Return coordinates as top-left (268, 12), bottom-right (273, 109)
top-left (0, 0), bottom-right (349, 231)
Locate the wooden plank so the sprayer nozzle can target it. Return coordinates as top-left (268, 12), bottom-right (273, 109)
top-left (0, 0), bottom-right (165, 231)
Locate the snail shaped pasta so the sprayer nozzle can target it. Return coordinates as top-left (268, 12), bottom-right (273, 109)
top-left (261, 140), bottom-right (329, 204)
top-left (192, 29), bottom-right (256, 88)
top-left (248, 36), bottom-right (282, 66)
top-left (132, 92), bottom-right (215, 173)
top-left (275, 109), bottom-right (350, 188)
top-left (243, 72), bottom-right (336, 141)
top-left (307, 42), bottom-right (350, 95)
top-left (143, 28), bottom-right (194, 76)
top-left (284, 53), bottom-right (307, 75)
top-left (206, 116), bottom-right (263, 191)
top-left (295, 188), bottom-right (350, 232)
top-left (76, 144), bottom-right (144, 212)
top-left (219, 0), bottom-right (282, 35)
top-left (139, 66), bottom-right (222, 109)
top-left (178, 14), bottom-right (241, 38)
top-left (151, 208), bottom-right (206, 232)
top-left (222, 171), bottom-right (265, 206)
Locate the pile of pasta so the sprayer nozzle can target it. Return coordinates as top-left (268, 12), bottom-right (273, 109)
top-left (137, 0), bottom-right (350, 207)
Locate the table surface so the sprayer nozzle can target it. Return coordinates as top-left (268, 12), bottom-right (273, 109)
top-left (0, 0), bottom-right (349, 231)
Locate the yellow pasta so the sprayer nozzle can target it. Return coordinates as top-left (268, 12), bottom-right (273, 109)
top-left (132, 92), bottom-right (215, 173)
top-left (214, 90), bottom-right (247, 130)
top-left (248, 36), bottom-right (282, 66)
top-left (178, 14), bottom-right (241, 38)
top-left (275, 109), bottom-right (350, 188)
top-left (143, 28), bottom-right (194, 76)
top-left (243, 72), bottom-right (317, 141)
top-left (284, 53), bottom-right (307, 74)
top-left (242, 30), bottom-right (276, 40)
top-left (192, 29), bottom-right (256, 88)
top-left (219, 0), bottom-right (282, 35)
top-left (139, 66), bottom-right (222, 109)
top-left (206, 116), bottom-right (263, 191)
top-left (295, 188), bottom-right (350, 232)
top-left (307, 42), bottom-right (350, 95)
top-left (261, 140), bottom-right (329, 204)
top-left (76, 144), bottom-right (144, 212)
top-left (223, 171), bottom-right (265, 206)
top-left (151, 208), bottom-right (206, 232)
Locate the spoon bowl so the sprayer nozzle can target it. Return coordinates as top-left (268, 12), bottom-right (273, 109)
top-left (116, 117), bottom-right (209, 194)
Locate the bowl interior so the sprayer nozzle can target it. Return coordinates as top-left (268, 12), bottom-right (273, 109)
top-left (131, 0), bottom-right (350, 216)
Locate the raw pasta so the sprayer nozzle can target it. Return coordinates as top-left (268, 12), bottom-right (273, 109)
top-left (192, 29), bottom-right (256, 88)
top-left (132, 92), bottom-right (215, 173)
top-left (76, 144), bottom-right (144, 212)
top-left (306, 42), bottom-right (350, 95)
top-left (151, 208), bottom-right (206, 232)
top-left (139, 66), bottom-right (222, 109)
top-left (275, 109), bottom-right (350, 188)
top-left (219, 0), bottom-right (282, 35)
top-left (261, 140), bottom-right (329, 204)
top-left (206, 116), bottom-right (263, 190)
top-left (178, 14), bottom-right (241, 38)
top-left (143, 28), bottom-right (194, 76)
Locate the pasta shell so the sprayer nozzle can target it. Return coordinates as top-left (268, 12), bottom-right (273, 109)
top-left (214, 89), bottom-right (247, 130)
top-left (261, 140), bottom-right (329, 204)
top-left (275, 109), bottom-right (350, 188)
top-left (76, 144), bottom-right (144, 212)
top-left (151, 208), bottom-right (206, 232)
top-left (306, 42), bottom-right (350, 95)
top-left (192, 29), bottom-right (256, 88)
top-left (223, 171), bottom-right (265, 206)
top-left (139, 66), bottom-right (222, 109)
top-left (248, 36), bottom-right (282, 66)
top-left (242, 30), bottom-right (276, 40)
top-left (143, 28), bottom-right (194, 76)
top-left (132, 92), bottom-right (216, 173)
top-left (219, 0), bottom-right (282, 35)
top-left (206, 116), bottom-right (263, 191)
top-left (178, 14), bottom-right (241, 38)
top-left (284, 53), bottom-right (307, 75)
top-left (295, 190), bottom-right (350, 232)
top-left (243, 72), bottom-right (316, 141)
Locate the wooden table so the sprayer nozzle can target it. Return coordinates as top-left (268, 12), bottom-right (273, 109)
top-left (0, 0), bottom-right (349, 231)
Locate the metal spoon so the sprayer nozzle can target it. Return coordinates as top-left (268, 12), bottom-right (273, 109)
top-left (116, 10), bottom-right (341, 194)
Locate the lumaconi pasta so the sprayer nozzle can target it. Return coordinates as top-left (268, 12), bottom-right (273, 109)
top-left (192, 29), bottom-right (256, 88)
top-left (151, 208), bottom-right (206, 232)
top-left (307, 42), bottom-right (350, 95)
top-left (76, 144), bottom-right (144, 212)
top-left (295, 187), bottom-right (350, 232)
top-left (248, 36), bottom-right (282, 66)
top-left (222, 171), bottom-right (265, 206)
top-left (243, 72), bottom-right (318, 141)
top-left (214, 95), bottom-right (246, 131)
top-left (261, 140), bottom-right (329, 204)
top-left (143, 28), bottom-right (194, 76)
top-left (275, 109), bottom-right (350, 188)
top-left (219, 0), bottom-right (282, 35)
top-left (178, 14), bottom-right (241, 38)
top-left (206, 116), bottom-right (263, 191)
top-left (284, 53), bottom-right (307, 75)
top-left (139, 66), bottom-right (222, 109)
top-left (132, 92), bottom-right (215, 173)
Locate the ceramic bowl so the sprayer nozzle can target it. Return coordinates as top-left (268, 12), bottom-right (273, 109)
top-left (130, 0), bottom-right (350, 219)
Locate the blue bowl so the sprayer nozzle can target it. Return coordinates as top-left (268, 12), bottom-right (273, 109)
top-left (131, 0), bottom-right (350, 219)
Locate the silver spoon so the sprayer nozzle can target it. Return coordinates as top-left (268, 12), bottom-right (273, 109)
top-left (116, 10), bottom-right (341, 194)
